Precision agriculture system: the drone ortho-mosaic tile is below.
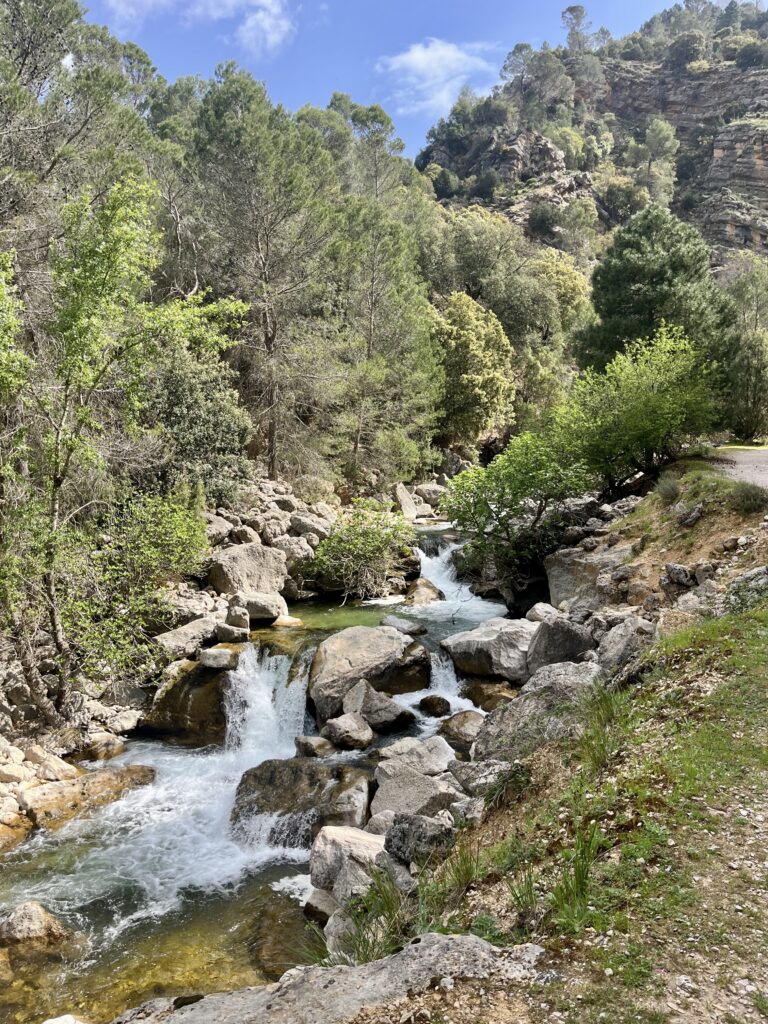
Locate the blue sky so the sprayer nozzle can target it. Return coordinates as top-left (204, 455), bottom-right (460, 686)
top-left (85, 0), bottom-right (674, 154)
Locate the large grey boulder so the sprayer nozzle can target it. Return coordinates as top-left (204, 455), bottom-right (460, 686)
top-left (414, 483), bottom-right (446, 508)
top-left (441, 618), bottom-right (539, 681)
top-left (380, 614), bottom-right (427, 636)
top-left (309, 826), bottom-right (384, 894)
top-left (208, 544), bottom-right (287, 596)
top-left (393, 483), bottom-right (418, 520)
top-left (271, 535), bottom-right (314, 569)
top-left (342, 680), bottom-right (416, 733)
top-left (525, 618), bottom-right (594, 675)
top-left (378, 735), bottom-right (454, 776)
top-left (290, 513), bottom-right (331, 541)
top-left (203, 512), bottom-right (232, 546)
top-left (321, 713), bottom-right (374, 751)
top-left (472, 661), bottom-right (602, 762)
top-left (153, 616), bottom-right (219, 660)
top-left (384, 813), bottom-right (456, 864)
top-left (232, 591), bottom-right (288, 624)
top-left (110, 934), bottom-right (545, 1024)
top-left (231, 760), bottom-right (372, 845)
top-left (309, 627), bottom-right (430, 722)
top-left (142, 660), bottom-right (228, 743)
top-left (404, 578), bottom-right (445, 606)
top-left (598, 615), bottom-right (655, 672)
top-left (544, 545), bottom-right (632, 611)
top-left (371, 764), bottom-right (460, 818)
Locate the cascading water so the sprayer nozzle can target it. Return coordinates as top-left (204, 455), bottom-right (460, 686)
top-left (0, 646), bottom-right (310, 962)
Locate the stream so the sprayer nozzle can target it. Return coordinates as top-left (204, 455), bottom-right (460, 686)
top-left (0, 529), bottom-right (506, 1024)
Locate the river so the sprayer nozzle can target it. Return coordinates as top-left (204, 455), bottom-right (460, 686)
top-left (0, 530), bottom-right (506, 1024)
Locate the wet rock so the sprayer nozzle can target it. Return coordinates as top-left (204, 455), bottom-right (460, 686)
top-left (404, 578), bottom-right (445, 606)
top-left (153, 617), bottom-right (220, 660)
top-left (380, 615), bottom-right (427, 636)
top-left (378, 735), bottom-right (454, 776)
top-left (526, 618), bottom-right (594, 675)
top-left (439, 710), bottom-right (484, 752)
top-left (83, 732), bottom-right (126, 760)
top-left (342, 680), bottom-right (416, 733)
top-left (231, 759), bottom-right (372, 844)
top-left (385, 813), bottom-right (456, 864)
top-left (441, 618), bottom-right (539, 682)
top-left (472, 661), bottom-right (602, 762)
top-left (418, 694), bottom-right (451, 717)
top-left (321, 713), bottom-right (374, 751)
top-left (142, 660), bottom-right (228, 743)
top-left (295, 735), bottom-right (336, 758)
top-left (18, 765), bottom-right (155, 830)
top-left (208, 544), bottom-right (287, 596)
top-left (463, 680), bottom-right (517, 712)
top-left (0, 901), bottom-right (72, 947)
top-left (309, 627), bottom-right (430, 722)
top-left (109, 933), bottom-right (545, 1024)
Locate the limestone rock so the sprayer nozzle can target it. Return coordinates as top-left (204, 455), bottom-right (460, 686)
top-left (414, 483), bottom-right (446, 508)
top-left (380, 614), bottom-right (427, 636)
top-left (418, 694), bottom-right (451, 717)
top-left (295, 735), bottom-right (336, 758)
top-left (321, 713), bottom-right (374, 751)
top-left (342, 680), bottom-right (415, 733)
top-left (544, 545), bottom-right (632, 611)
top-left (309, 826), bottom-right (385, 893)
top-left (384, 813), bottom-right (456, 864)
top-left (404, 578), bottom-right (445, 606)
top-left (18, 765), bottom-right (155, 830)
top-left (378, 735), bottom-right (454, 776)
top-left (208, 544), bottom-right (287, 596)
top-left (0, 901), bottom-right (71, 946)
top-left (472, 661), bottom-right (602, 762)
top-left (526, 618), bottom-right (594, 675)
top-left (438, 710), bottom-right (484, 752)
top-left (598, 615), bottom-right (655, 672)
top-left (142, 660), bottom-right (228, 743)
top-left (198, 645), bottom-right (240, 671)
top-left (393, 483), bottom-right (418, 520)
top-left (371, 764), bottom-right (459, 818)
top-left (463, 680), bottom-right (517, 712)
top-left (441, 618), bottom-right (539, 681)
top-left (153, 616), bottom-right (219, 660)
top-left (232, 591), bottom-right (289, 624)
top-left (309, 627), bottom-right (430, 721)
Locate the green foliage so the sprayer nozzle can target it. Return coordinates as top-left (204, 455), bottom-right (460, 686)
top-left (724, 253), bottom-right (768, 439)
top-left (577, 686), bottom-right (632, 774)
top-left (578, 204), bottom-right (735, 370)
top-left (557, 325), bottom-right (714, 490)
top-left (728, 481), bottom-right (768, 515)
top-left (656, 471), bottom-right (682, 506)
top-left (550, 821), bottom-right (604, 933)
top-left (62, 493), bottom-right (206, 678)
top-left (431, 292), bottom-right (514, 448)
top-left (441, 432), bottom-right (593, 564)
top-left (0, 253), bottom-right (29, 399)
top-left (312, 500), bottom-right (415, 599)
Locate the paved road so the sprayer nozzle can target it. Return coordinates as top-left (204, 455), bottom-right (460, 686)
top-left (709, 447), bottom-right (768, 487)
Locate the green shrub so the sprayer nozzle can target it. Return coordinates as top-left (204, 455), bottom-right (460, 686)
top-left (550, 821), bottom-right (604, 933)
top-left (312, 500), bottom-right (415, 599)
top-left (656, 472), bottom-right (682, 507)
top-left (728, 481), bottom-right (768, 515)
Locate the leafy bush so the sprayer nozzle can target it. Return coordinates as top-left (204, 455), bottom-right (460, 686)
top-left (656, 472), bottom-right (682, 507)
top-left (313, 500), bottom-right (415, 599)
top-left (441, 432), bottom-right (594, 567)
top-left (728, 481), bottom-right (768, 515)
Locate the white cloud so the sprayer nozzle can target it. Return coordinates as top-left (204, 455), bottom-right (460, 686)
top-left (104, 0), bottom-right (296, 57)
top-left (376, 38), bottom-right (497, 117)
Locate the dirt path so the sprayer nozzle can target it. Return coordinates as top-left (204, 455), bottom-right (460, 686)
top-left (710, 447), bottom-right (768, 487)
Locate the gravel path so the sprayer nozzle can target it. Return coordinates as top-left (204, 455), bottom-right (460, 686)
top-left (710, 447), bottom-right (768, 487)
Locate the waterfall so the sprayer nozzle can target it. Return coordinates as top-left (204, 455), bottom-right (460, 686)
top-left (0, 645), bottom-right (309, 946)
top-left (413, 539), bottom-right (508, 628)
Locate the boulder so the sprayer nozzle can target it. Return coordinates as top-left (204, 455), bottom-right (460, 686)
top-left (441, 618), bottom-right (539, 682)
top-left (321, 713), bottom-right (375, 751)
top-left (385, 813), bottom-right (456, 864)
top-left (393, 483), bottom-right (418, 520)
top-left (526, 602), bottom-right (560, 623)
top-left (304, 887), bottom-right (339, 926)
top-left (232, 590), bottom-right (288, 624)
top-left (414, 483), bottom-right (446, 508)
top-left (371, 764), bottom-right (459, 818)
top-left (364, 810), bottom-right (396, 835)
top-left (404, 578), bottom-right (445, 606)
top-left (418, 694), bottom-right (451, 718)
top-left (198, 645), bottom-right (240, 671)
top-left (271, 535), bottom-right (314, 569)
top-left (208, 544), bottom-right (287, 596)
top-left (153, 616), bottom-right (219, 660)
top-left (290, 513), bottom-right (331, 541)
top-left (18, 765), bottom-right (155, 830)
top-left (342, 680), bottom-right (416, 733)
top-left (231, 525), bottom-right (261, 545)
top-left (448, 759), bottom-right (527, 798)
top-left (525, 618), bottom-right (594, 675)
top-left (439, 710), bottom-right (484, 752)
top-left (216, 622), bottom-right (250, 644)
top-left (203, 512), bottom-right (232, 546)
top-left (544, 545), bottom-right (632, 611)
top-left (309, 826), bottom-right (385, 894)
top-left (598, 615), bottom-right (655, 672)
top-left (378, 735), bottom-right (454, 776)
top-left (295, 735), bottom-right (336, 758)
top-left (309, 627), bottom-right (430, 722)
top-left (463, 680), bottom-right (517, 712)
top-left (380, 615), bottom-right (427, 636)
top-left (0, 901), bottom-right (71, 946)
top-left (142, 660), bottom-right (228, 743)
top-left (231, 760), bottom-right (372, 845)
top-left (107, 933), bottom-right (545, 1024)
top-left (472, 661), bottom-right (602, 762)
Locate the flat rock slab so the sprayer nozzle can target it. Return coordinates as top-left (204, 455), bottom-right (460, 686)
top-left (18, 765), bottom-right (155, 830)
top-left (110, 934), bottom-right (545, 1024)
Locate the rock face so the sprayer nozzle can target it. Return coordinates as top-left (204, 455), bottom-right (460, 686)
top-left (309, 627), bottom-right (430, 721)
top-left (142, 661), bottom-right (229, 743)
top-left (231, 759), bottom-right (372, 844)
top-left (472, 661), bottom-right (602, 762)
top-left (441, 618), bottom-right (539, 681)
top-left (544, 545), bottom-right (631, 611)
top-left (110, 934), bottom-right (545, 1024)
top-left (526, 618), bottom-right (594, 675)
top-left (208, 544), bottom-right (287, 596)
